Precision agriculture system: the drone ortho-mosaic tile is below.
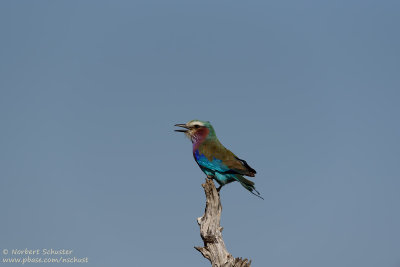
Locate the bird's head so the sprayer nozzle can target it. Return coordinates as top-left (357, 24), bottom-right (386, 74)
top-left (174, 120), bottom-right (216, 143)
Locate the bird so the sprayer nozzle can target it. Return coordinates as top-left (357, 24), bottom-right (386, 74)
top-left (175, 120), bottom-right (263, 199)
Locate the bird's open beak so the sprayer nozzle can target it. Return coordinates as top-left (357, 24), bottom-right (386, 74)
top-left (174, 123), bottom-right (189, 132)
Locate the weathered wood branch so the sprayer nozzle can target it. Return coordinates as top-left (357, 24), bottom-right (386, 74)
top-left (195, 178), bottom-right (251, 267)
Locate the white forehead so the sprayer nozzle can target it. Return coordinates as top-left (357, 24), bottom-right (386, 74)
top-left (187, 120), bottom-right (205, 127)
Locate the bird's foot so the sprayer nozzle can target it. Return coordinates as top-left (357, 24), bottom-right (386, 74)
top-left (216, 185), bottom-right (222, 192)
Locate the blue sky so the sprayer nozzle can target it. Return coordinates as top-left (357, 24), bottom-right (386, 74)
top-left (1, 1), bottom-right (399, 266)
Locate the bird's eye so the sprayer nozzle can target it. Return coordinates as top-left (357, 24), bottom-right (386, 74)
top-left (194, 125), bottom-right (200, 128)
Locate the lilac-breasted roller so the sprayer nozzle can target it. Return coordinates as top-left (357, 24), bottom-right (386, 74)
top-left (175, 120), bottom-right (263, 199)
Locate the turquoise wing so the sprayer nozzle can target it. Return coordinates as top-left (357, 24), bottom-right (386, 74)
top-left (194, 150), bottom-right (230, 173)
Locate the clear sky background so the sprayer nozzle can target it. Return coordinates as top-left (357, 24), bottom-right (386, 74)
top-left (1, 1), bottom-right (399, 266)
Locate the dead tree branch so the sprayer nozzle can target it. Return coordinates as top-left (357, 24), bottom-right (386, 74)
top-left (195, 178), bottom-right (251, 267)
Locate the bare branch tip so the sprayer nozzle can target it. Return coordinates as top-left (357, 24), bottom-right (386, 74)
top-left (195, 177), bottom-right (252, 266)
